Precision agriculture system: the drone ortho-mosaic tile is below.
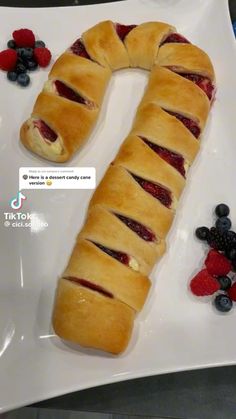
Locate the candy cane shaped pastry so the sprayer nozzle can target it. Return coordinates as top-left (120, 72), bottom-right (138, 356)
top-left (20, 21), bottom-right (215, 354)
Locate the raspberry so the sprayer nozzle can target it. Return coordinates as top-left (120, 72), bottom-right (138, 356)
top-left (0, 49), bottom-right (17, 71)
top-left (13, 29), bottom-right (35, 47)
top-left (190, 269), bottom-right (220, 296)
top-left (34, 47), bottom-right (51, 67)
top-left (227, 282), bottom-right (236, 301)
top-left (205, 250), bottom-right (232, 276)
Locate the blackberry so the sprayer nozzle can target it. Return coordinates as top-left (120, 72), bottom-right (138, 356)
top-left (207, 227), bottom-right (229, 251)
top-left (225, 247), bottom-right (236, 261)
top-left (207, 228), bottom-right (236, 251)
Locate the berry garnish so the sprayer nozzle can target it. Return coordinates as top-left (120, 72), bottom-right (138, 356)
top-left (190, 269), bottom-right (220, 296)
top-left (20, 47), bottom-right (34, 61)
top-left (215, 203), bottom-right (230, 218)
top-left (17, 73), bottom-right (30, 87)
top-left (34, 47), bottom-right (51, 67)
top-left (217, 276), bottom-right (232, 291)
top-left (205, 250), bottom-right (232, 276)
top-left (16, 62), bottom-right (27, 74)
top-left (214, 294), bottom-right (232, 313)
top-left (13, 28), bottom-right (35, 47)
top-left (0, 49), bottom-right (17, 71)
top-left (35, 40), bottom-right (46, 48)
top-left (7, 71), bottom-right (17, 82)
top-left (2, 29), bottom-right (51, 88)
top-left (26, 59), bottom-right (38, 71)
top-left (225, 247), bottom-right (236, 261)
top-left (207, 227), bottom-right (234, 251)
top-left (215, 216), bottom-right (231, 233)
top-left (227, 282), bottom-right (236, 301)
top-left (7, 39), bottom-right (16, 49)
top-left (195, 226), bottom-right (209, 241)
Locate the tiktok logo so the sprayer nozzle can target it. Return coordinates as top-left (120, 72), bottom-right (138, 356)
top-left (9, 191), bottom-right (27, 210)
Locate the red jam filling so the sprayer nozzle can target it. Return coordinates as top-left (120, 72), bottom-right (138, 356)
top-left (70, 38), bottom-right (91, 59)
top-left (34, 120), bottom-right (57, 142)
top-left (116, 214), bottom-right (156, 242)
top-left (55, 80), bottom-right (87, 105)
top-left (166, 110), bottom-right (200, 138)
top-left (116, 23), bottom-right (137, 41)
top-left (181, 73), bottom-right (215, 101)
top-left (162, 33), bottom-right (190, 45)
top-left (93, 242), bottom-right (129, 265)
top-left (65, 277), bottom-right (113, 298)
top-left (142, 138), bottom-right (185, 177)
top-left (132, 174), bottom-right (172, 208)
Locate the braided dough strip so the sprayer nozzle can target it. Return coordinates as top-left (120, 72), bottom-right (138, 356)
top-left (20, 21), bottom-right (215, 354)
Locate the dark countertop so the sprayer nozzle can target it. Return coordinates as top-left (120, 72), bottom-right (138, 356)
top-left (1, 1), bottom-right (236, 418)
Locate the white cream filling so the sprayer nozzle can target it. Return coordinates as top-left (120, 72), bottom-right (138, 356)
top-left (43, 80), bottom-right (57, 94)
top-left (128, 256), bottom-right (139, 271)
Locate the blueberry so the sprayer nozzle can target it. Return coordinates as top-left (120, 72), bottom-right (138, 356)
top-left (16, 62), bottom-right (27, 74)
top-left (21, 47), bottom-right (33, 60)
top-left (16, 47), bottom-right (24, 57)
top-left (7, 71), bottom-right (17, 82)
top-left (17, 73), bottom-right (30, 87)
top-left (215, 203), bottom-right (230, 218)
top-left (215, 216), bottom-right (232, 232)
top-left (195, 226), bottom-right (209, 241)
top-left (35, 40), bottom-right (46, 48)
top-left (214, 294), bottom-right (232, 312)
top-left (26, 59), bottom-right (38, 71)
top-left (217, 276), bottom-right (232, 291)
top-left (7, 39), bottom-right (16, 49)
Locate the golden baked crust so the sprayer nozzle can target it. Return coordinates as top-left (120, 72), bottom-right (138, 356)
top-left (53, 278), bottom-right (135, 354)
top-left (48, 52), bottom-right (111, 106)
top-left (79, 206), bottom-right (165, 276)
top-left (156, 44), bottom-right (215, 81)
top-left (140, 65), bottom-right (210, 130)
top-left (131, 102), bottom-right (200, 165)
top-left (125, 22), bottom-right (175, 69)
top-left (63, 239), bottom-right (151, 311)
top-left (90, 164), bottom-right (174, 240)
top-left (82, 20), bottom-right (129, 70)
top-left (114, 134), bottom-right (185, 201)
top-left (19, 20), bottom-right (215, 353)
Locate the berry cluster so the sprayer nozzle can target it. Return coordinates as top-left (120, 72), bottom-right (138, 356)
top-left (0, 29), bottom-right (52, 87)
top-left (190, 204), bottom-right (236, 313)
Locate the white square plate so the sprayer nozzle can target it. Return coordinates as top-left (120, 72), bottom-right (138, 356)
top-left (0, 0), bottom-right (236, 413)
